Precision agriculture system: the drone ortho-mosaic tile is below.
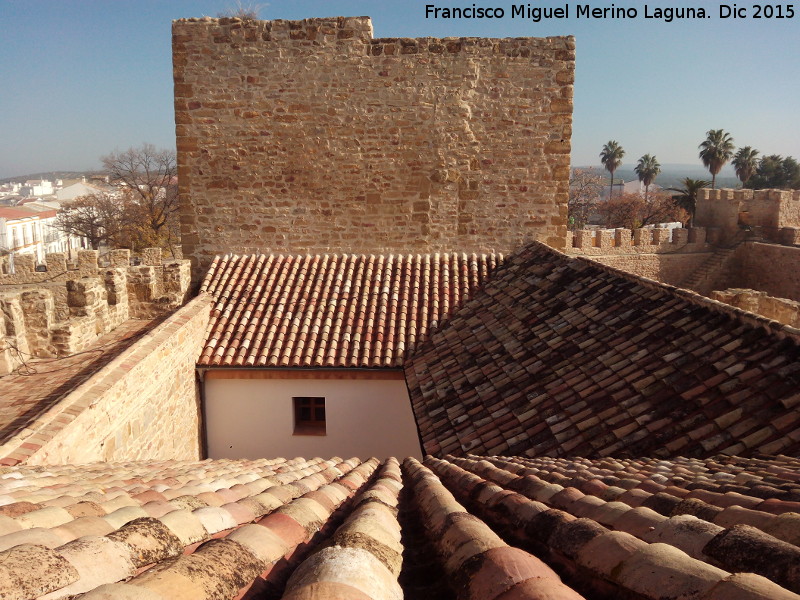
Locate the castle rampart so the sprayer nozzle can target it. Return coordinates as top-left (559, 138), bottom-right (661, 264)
top-left (566, 226), bottom-right (712, 255)
top-left (173, 16), bottom-right (574, 279)
top-left (695, 188), bottom-right (800, 243)
top-left (0, 249), bottom-right (192, 375)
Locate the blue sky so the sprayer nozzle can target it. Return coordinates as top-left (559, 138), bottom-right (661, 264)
top-left (1, 1), bottom-right (798, 178)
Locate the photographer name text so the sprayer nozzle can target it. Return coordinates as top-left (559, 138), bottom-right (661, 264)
top-left (424, 3), bottom-right (796, 22)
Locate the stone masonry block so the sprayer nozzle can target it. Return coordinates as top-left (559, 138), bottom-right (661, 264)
top-left (672, 229), bottom-right (689, 244)
top-left (652, 228), bottom-right (670, 244)
top-left (633, 229), bottom-right (652, 246)
top-left (45, 253), bottom-right (68, 273)
top-left (598, 230), bottom-right (614, 249)
top-left (67, 278), bottom-right (106, 316)
top-left (103, 269), bottom-right (129, 307)
top-left (110, 249), bottom-right (131, 268)
top-left (163, 261), bottom-right (192, 297)
top-left (77, 250), bottom-right (99, 272)
top-left (780, 227), bottom-right (800, 246)
top-left (142, 248), bottom-right (163, 266)
top-left (173, 18), bottom-right (574, 281)
top-left (575, 230), bottom-right (595, 249)
top-left (688, 228), bottom-right (706, 245)
top-left (14, 254), bottom-right (35, 274)
top-left (615, 229), bottom-right (632, 247)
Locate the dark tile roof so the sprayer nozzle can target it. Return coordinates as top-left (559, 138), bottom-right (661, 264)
top-left (405, 242), bottom-right (800, 458)
top-left (199, 252), bottom-right (503, 367)
top-left (0, 454), bottom-right (797, 599)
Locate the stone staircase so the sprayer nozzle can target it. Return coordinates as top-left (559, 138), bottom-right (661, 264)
top-left (680, 229), bottom-right (756, 294)
top-left (680, 247), bottom-right (736, 293)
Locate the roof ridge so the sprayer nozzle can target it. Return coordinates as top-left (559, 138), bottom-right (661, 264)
top-left (565, 250), bottom-right (800, 343)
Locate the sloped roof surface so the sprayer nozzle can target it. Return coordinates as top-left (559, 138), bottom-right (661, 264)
top-left (0, 454), bottom-right (798, 599)
top-left (200, 252), bottom-right (503, 367)
top-left (405, 242), bottom-right (800, 458)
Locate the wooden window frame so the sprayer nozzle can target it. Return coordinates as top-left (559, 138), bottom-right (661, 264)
top-left (293, 396), bottom-right (326, 436)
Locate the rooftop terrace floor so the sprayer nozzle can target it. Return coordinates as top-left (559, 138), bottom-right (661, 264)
top-left (0, 318), bottom-right (159, 445)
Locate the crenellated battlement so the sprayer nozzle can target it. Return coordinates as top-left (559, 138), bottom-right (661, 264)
top-left (695, 188), bottom-right (800, 244)
top-left (173, 17), bottom-right (574, 281)
top-left (565, 226), bottom-right (712, 255)
top-left (0, 249), bottom-right (192, 376)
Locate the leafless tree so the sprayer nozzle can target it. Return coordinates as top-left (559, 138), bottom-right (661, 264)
top-left (596, 192), bottom-right (687, 230)
top-left (102, 144), bottom-right (178, 247)
top-left (53, 193), bottom-right (124, 250)
top-left (568, 168), bottom-right (603, 230)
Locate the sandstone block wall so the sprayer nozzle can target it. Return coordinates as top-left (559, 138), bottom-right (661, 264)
top-left (733, 242), bottom-right (800, 302)
top-left (173, 16), bottom-right (574, 279)
top-left (565, 226), bottom-right (710, 255)
top-left (16, 295), bottom-right (211, 465)
top-left (710, 288), bottom-right (800, 327)
top-left (695, 188), bottom-right (800, 242)
top-left (588, 253), bottom-right (712, 288)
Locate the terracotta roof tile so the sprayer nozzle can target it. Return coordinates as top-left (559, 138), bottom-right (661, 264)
top-left (0, 454), bottom-right (798, 599)
top-left (405, 242), bottom-right (800, 458)
top-left (199, 252), bottom-right (503, 367)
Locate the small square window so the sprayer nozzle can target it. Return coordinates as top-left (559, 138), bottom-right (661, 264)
top-left (293, 396), bottom-right (326, 436)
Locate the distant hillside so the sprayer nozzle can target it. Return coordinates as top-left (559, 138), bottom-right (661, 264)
top-left (575, 163), bottom-right (740, 190)
top-left (0, 171), bottom-right (107, 185)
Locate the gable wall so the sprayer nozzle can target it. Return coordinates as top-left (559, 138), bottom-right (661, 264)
top-left (204, 371), bottom-right (422, 459)
top-left (173, 17), bottom-right (574, 280)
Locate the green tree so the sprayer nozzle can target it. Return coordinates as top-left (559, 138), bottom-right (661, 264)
top-left (667, 178), bottom-right (710, 227)
top-left (698, 129), bottom-right (735, 189)
top-left (634, 154), bottom-right (661, 201)
top-left (732, 146), bottom-right (759, 187)
top-left (746, 155), bottom-right (800, 190)
top-left (599, 140), bottom-right (625, 199)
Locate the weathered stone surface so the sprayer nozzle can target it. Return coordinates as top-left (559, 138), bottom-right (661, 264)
top-left (21, 295), bottom-right (210, 466)
top-left (614, 543), bottom-right (726, 599)
top-left (702, 524), bottom-right (800, 592)
top-left (173, 17), bottom-right (574, 280)
top-left (285, 546), bottom-right (403, 600)
top-left (0, 543), bottom-right (80, 600)
top-left (0, 251), bottom-right (193, 376)
top-left (107, 517), bottom-right (185, 568)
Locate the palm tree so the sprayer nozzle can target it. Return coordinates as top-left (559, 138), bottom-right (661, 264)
top-left (600, 141), bottom-right (625, 199)
top-left (698, 129), bottom-right (735, 189)
top-left (732, 146), bottom-right (759, 187)
top-left (634, 154), bottom-right (661, 201)
top-left (667, 177), bottom-right (710, 227)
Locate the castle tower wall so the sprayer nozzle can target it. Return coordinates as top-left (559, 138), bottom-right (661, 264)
top-left (173, 16), bottom-right (574, 279)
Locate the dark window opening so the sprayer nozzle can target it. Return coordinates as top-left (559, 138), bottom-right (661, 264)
top-left (293, 396), bottom-right (326, 436)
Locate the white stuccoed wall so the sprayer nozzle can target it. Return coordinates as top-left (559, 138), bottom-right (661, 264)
top-left (204, 375), bottom-right (422, 460)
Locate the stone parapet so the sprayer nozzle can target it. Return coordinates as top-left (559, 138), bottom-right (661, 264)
top-left (0, 249), bottom-right (192, 375)
top-left (695, 188), bottom-right (800, 243)
top-left (566, 227), bottom-right (710, 255)
top-left (1, 294), bottom-right (212, 465)
top-left (710, 288), bottom-right (800, 328)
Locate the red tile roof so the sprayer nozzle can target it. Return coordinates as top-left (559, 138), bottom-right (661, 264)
top-left (0, 454), bottom-right (797, 599)
top-left (200, 252), bottom-right (503, 367)
top-left (0, 207), bottom-right (39, 220)
top-left (405, 241), bottom-right (800, 459)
